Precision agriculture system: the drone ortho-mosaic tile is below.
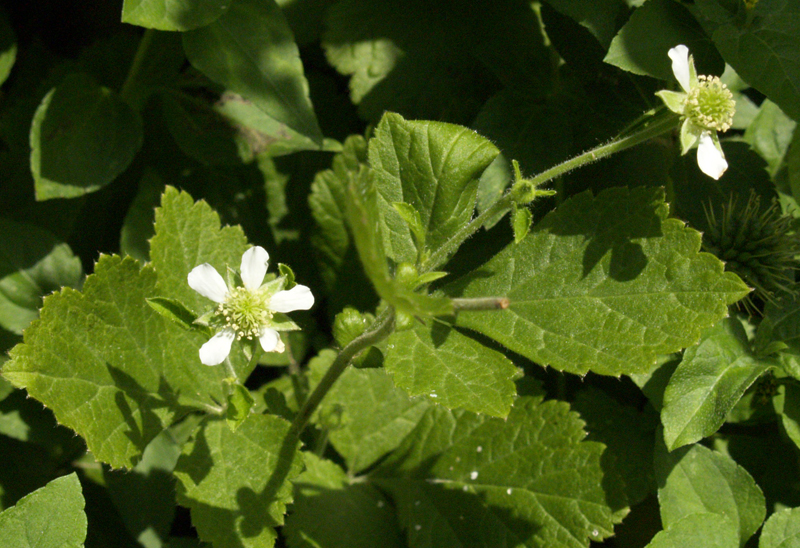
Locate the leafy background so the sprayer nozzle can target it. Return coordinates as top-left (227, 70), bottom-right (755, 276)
top-left (0, 0), bottom-right (799, 547)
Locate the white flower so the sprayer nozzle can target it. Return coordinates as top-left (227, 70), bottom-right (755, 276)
top-left (656, 44), bottom-right (736, 180)
top-left (187, 246), bottom-right (314, 366)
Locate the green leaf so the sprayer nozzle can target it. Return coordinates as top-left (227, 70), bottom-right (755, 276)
top-left (309, 350), bottom-right (430, 473)
top-left (573, 387), bottom-right (658, 506)
top-left (0, 9), bottom-right (16, 87)
top-left (661, 318), bottom-right (774, 450)
top-left (0, 473), bottom-right (86, 548)
top-left (756, 295), bottom-right (800, 378)
top-left (120, 170), bottom-right (165, 263)
top-left (146, 296), bottom-right (198, 331)
top-left (224, 381), bottom-right (255, 430)
top-left (645, 513), bottom-right (739, 548)
top-left (122, 0), bottom-right (232, 31)
top-left (605, 0), bottom-right (724, 79)
top-left (375, 397), bottom-right (626, 548)
top-left (382, 323), bottom-right (519, 418)
top-left (159, 90), bottom-right (241, 166)
top-left (543, 0), bottom-right (628, 48)
top-left (3, 188), bottom-right (252, 468)
top-left (449, 187), bottom-right (749, 377)
top-left (0, 217), bottom-right (82, 335)
top-left (174, 414), bottom-right (304, 548)
top-left (776, 382), bottom-right (800, 452)
top-left (368, 112), bottom-right (500, 264)
top-left (392, 201), bottom-right (427, 251)
top-left (655, 440), bottom-right (766, 545)
top-left (284, 453), bottom-right (404, 548)
top-left (511, 205), bottom-right (532, 244)
top-left (693, 0), bottom-right (800, 121)
top-left (760, 507), bottom-right (800, 548)
top-left (743, 99), bottom-right (797, 178)
top-left (183, 0), bottom-right (323, 146)
top-left (30, 73), bottom-right (143, 200)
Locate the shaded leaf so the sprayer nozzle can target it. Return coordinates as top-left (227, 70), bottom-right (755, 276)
top-left (743, 99), bottom-right (797, 178)
top-left (284, 454), bottom-right (404, 548)
top-left (693, 0), bottom-right (800, 122)
top-left (30, 73), bottom-right (143, 200)
top-left (662, 318), bottom-right (774, 450)
top-left (174, 414), bottom-right (304, 548)
top-left (655, 440), bottom-right (766, 545)
top-left (0, 473), bottom-right (86, 548)
top-left (544, 0), bottom-right (628, 48)
top-left (375, 397), bottom-right (626, 548)
top-left (0, 217), bottom-right (82, 335)
top-left (309, 350), bottom-right (430, 473)
top-left (644, 513), bottom-right (738, 548)
top-left (122, 0), bottom-right (232, 31)
top-left (449, 187), bottom-right (749, 377)
top-left (0, 9), bottom-right (16, 86)
top-left (183, 0), bottom-right (323, 145)
top-left (605, 0), bottom-right (724, 79)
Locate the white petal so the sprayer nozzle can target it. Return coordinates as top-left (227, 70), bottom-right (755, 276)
top-left (269, 284), bottom-right (314, 313)
top-left (188, 264), bottom-right (228, 303)
top-left (259, 328), bottom-right (282, 352)
top-left (241, 246), bottom-right (269, 291)
top-left (697, 132), bottom-right (728, 180)
top-left (199, 329), bottom-right (236, 365)
top-left (668, 44), bottom-right (691, 93)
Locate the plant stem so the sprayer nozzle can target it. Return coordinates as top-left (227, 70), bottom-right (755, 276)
top-left (120, 28), bottom-right (156, 103)
top-left (288, 307), bottom-right (396, 437)
top-left (526, 111), bottom-right (680, 188)
top-left (421, 110), bottom-right (681, 275)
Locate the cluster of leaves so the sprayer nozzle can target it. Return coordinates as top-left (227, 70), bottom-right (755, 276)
top-left (1, 0), bottom-right (800, 548)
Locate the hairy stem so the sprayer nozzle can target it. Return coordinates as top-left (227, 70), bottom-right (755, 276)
top-left (288, 307), bottom-right (396, 437)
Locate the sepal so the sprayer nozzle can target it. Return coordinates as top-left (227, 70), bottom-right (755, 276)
top-left (278, 263), bottom-right (296, 289)
top-left (655, 90), bottom-right (687, 114)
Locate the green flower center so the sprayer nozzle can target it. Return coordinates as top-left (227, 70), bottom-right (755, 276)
top-left (217, 287), bottom-right (272, 340)
top-left (685, 75), bottom-right (735, 133)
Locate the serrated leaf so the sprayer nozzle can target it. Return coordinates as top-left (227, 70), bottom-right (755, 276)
top-left (0, 217), bottom-right (82, 335)
top-left (375, 397), bottom-right (626, 548)
top-left (183, 0), bottom-right (323, 146)
top-left (448, 187), bottom-right (749, 377)
top-left (662, 318), bottom-right (774, 450)
top-left (309, 350), bottom-right (430, 473)
top-left (30, 73), bottom-right (143, 200)
top-left (382, 323), bottom-right (518, 418)
top-left (3, 188), bottom-right (253, 468)
top-left (368, 112), bottom-right (500, 264)
top-left (284, 453), bottom-right (404, 548)
top-left (174, 414), bottom-right (304, 548)
top-left (122, 0), bottom-right (232, 31)
top-left (760, 507), bottom-right (800, 548)
top-left (0, 473), bottom-right (86, 548)
top-left (645, 513), bottom-right (738, 548)
top-left (655, 440), bottom-right (766, 545)
top-left (693, 0), bottom-right (800, 122)
top-left (604, 0), bottom-right (724, 79)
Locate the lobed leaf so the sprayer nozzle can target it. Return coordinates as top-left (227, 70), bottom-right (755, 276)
top-left (448, 187), bottom-right (749, 377)
top-left (0, 473), bottom-right (86, 548)
top-left (174, 414), bottom-right (304, 548)
top-left (375, 397), bottom-right (627, 548)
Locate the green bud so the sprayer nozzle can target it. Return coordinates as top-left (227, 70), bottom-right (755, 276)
top-left (395, 262), bottom-right (419, 288)
top-left (333, 307), bottom-right (373, 348)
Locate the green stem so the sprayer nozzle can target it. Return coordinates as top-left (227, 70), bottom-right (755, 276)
top-left (288, 308), bottom-right (396, 437)
top-left (526, 111), bottom-right (680, 189)
top-left (421, 110), bottom-right (681, 275)
top-left (120, 28), bottom-right (156, 103)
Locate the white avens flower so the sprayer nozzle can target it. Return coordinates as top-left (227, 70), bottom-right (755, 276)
top-left (188, 246), bottom-right (314, 366)
top-left (656, 44), bottom-right (736, 180)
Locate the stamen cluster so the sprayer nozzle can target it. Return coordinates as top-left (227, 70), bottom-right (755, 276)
top-left (216, 287), bottom-right (273, 340)
top-left (685, 75), bottom-right (735, 133)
